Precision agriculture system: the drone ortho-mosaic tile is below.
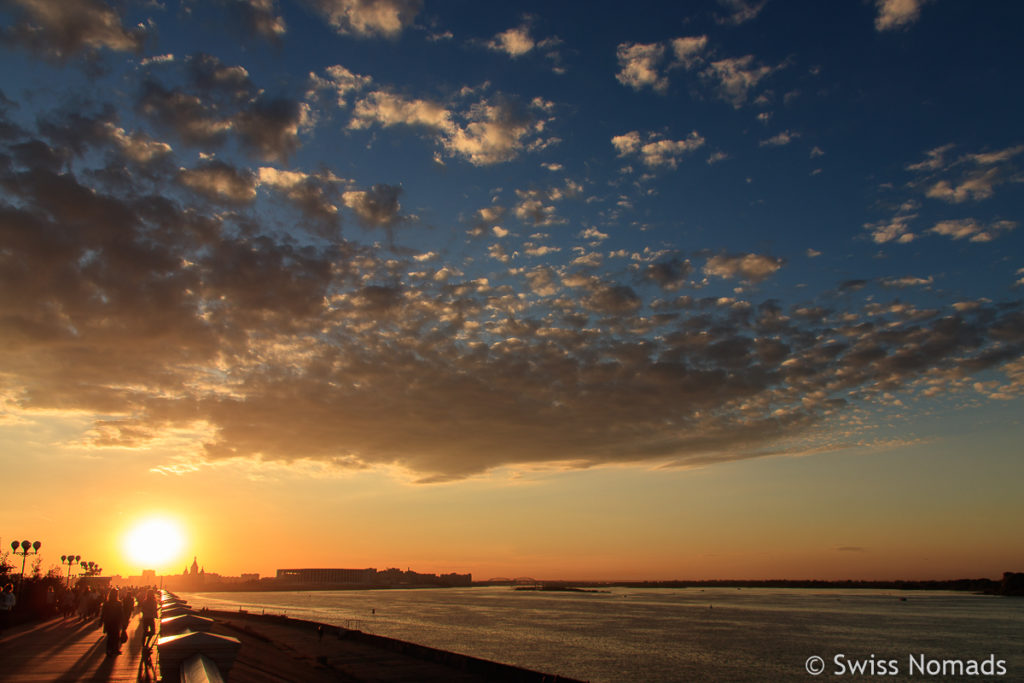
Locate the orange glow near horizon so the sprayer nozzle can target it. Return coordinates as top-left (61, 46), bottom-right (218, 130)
top-left (3, 407), bottom-right (1023, 584)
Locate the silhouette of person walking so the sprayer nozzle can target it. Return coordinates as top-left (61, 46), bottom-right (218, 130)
top-left (120, 589), bottom-right (134, 641)
top-left (101, 589), bottom-right (124, 656)
top-left (140, 590), bottom-right (158, 642)
top-left (0, 583), bottom-right (15, 633)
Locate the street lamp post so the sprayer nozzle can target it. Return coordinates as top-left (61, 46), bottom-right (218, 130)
top-left (10, 540), bottom-right (42, 591)
top-left (61, 554), bottom-right (81, 588)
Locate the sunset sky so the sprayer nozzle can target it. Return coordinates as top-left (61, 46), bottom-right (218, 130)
top-left (1, 0), bottom-right (1022, 583)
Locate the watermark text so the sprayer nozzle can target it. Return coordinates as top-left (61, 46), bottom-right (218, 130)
top-left (804, 653), bottom-right (1008, 677)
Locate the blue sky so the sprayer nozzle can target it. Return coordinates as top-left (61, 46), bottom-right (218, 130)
top-left (1, 0), bottom-right (1022, 578)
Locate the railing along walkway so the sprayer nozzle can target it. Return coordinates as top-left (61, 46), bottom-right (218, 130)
top-left (0, 611), bottom-right (155, 682)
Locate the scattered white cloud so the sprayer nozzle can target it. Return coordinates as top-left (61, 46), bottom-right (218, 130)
top-left (615, 42), bottom-right (669, 92)
top-left (487, 25), bottom-right (535, 58)
top-left (179, 161), bottom-right (257, 203)
top-left (103, 123), bottom-right (172, 163)
top-left (929, 219), bottom-right (1016, 242)
top-left (612, 130), bottom-right (705, 169)
top-left (670, 35), bottom-right (708, 69)
top-left (880, 275), bottom-right (934, 288)
top-left (141, 53), bottom-right (175, 66)
top-left (925, 168), bottom-right (1002, 203)
top-left (964, 145), bottom-right (1024, 166)
top-left (350, 90), bottom-right (555, 165)
top-left (616, 35), bottom-right (777, 108)
top-left (258, 166), bottom-right (342, 220)
top-left (427, 30), bottom-right (453, 42)
top-left (512, 181), bottom-right (579, 226)
top-left (701, 55), bottom-right (777, 107)
top-left (906, 143), bottom-right (954, 172)
top-left (307, 65), bottom-right (373, 107)
top-left (875, 0), bottom-right (929, 32)
top-left (715, 0), bottom-right (768, 25)
top-left (865, 213), bottom-right (916, 244)
top-left (578, 227), bottom-right (609, 242)
top-left (704, 253), bottom-right (784, 282)
top-left (303, 0), bottom-right (422, 38)
top-left (905, 143), bottom-right (1021, 207)
top-left (350, 90), bottom-right (450, 130)
top-left (759, 130), bottom-right (799, 147)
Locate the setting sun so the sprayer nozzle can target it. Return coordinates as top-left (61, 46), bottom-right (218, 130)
top-left (122, 517), bottom-right (186, 570)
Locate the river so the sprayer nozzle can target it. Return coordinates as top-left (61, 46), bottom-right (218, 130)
top-left (179, 587), bottom-right (1022, 682)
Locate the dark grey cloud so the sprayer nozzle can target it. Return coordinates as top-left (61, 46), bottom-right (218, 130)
top-left (187, 53), bottom-right (254, 99)
top-left (584, 283), bottom-right (642, 315)
top-left (645, 258), bottom-right (692, 291)
top-left (223, 0), bottom-right (287, 43)
top-left (1, 0), bottom-right (145, 59)
top-left (234, 97), bottom-right (308, 162)
top-left (343, 183), bottom-right (403, 227)
top-left (139, 65), bottom-right (308, 162)
top-left (715, 0), bottom-right (767, 25)
top-left (139, 79), bottom-right (233, 147)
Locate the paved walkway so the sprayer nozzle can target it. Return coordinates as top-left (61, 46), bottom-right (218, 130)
top-left (0, 612), bottom-right (155, 682)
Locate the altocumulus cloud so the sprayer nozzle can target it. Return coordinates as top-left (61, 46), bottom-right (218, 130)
top-left (2, 129), bottom-right (1023, 480)
top-left (0, 33), bottom-right (1022, 483)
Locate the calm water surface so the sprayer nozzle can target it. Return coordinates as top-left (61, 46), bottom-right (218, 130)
top-left (181, 587), bottom-right (1022, 682)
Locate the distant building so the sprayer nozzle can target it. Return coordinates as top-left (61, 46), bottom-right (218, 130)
top-left (158, 555), bottom-right (207, 590)
top-left (439, 572), bottom-right (473, 587)
top-left (275, 567), bottom-right (472, 587)
top-left (276, 568), bottom-right (377, 585)
top-left (376, 567), bottom-right (472, 586)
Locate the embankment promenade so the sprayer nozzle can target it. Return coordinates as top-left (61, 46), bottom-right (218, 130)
top-left (0, 604), bottom-right (585, 682)
top-left (204, 608), bottom-right (585, 682)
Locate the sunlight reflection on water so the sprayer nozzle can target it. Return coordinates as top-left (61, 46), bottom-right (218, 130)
top-left (181, 587), bottom-right (1022, 682)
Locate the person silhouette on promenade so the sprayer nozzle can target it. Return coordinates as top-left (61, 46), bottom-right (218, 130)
top-left (140, 590), bottom-right (158, 642)
top-left (59, 588), bottom-right (75, 620)
top-left (0, 583), bottom-right (15, 633)
top-left (101, 589), bottom-right (124, 656)
top-left (120, 589), bottom-right (135, 641)
top-left (45, 585), bottom-right (57, 617)
top-left (79, 586), bottom-right (99, 622)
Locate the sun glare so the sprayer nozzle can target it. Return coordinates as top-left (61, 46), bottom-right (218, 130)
top-left (123, 517), bottom-right (186, 569)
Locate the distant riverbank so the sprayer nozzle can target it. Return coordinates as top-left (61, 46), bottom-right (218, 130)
top-left (184, 572), bottom-right (1023, 595)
